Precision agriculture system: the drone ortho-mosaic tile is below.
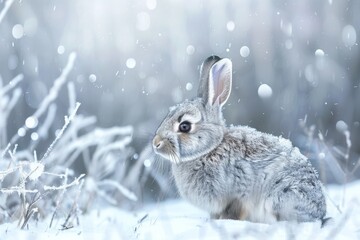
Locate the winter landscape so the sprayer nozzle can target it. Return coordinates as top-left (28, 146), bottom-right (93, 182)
top-left (0, 0), bottom-right (360, 239)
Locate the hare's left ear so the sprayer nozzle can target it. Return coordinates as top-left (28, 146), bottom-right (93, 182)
top-left (207, 58), bottom-right (232, 107)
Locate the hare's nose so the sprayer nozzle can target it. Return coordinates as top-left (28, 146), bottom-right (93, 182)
top-left (153, 135), bottom-right (164, 149)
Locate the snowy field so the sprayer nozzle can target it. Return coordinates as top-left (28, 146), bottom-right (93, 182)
top-left (1, 180), bottom-right (359, 240)
top-left (1, 0), bottom-right (360, 240)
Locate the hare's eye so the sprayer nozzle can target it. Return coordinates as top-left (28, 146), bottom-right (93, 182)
top-left (179, 121), bottom-right (191, 133)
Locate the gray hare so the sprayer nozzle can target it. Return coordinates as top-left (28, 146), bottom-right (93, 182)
top-left (152, 56), bottom-right (327, 223)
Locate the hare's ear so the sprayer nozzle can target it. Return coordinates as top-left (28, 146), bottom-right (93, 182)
top-left (206, 58), bottom-right (232, 107)
top-left (197, 55), bottom-right (221, 101)
top-left (208, 58), bottom-right (232, 107)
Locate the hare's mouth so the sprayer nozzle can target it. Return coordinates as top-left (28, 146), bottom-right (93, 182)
top-left (153, 136), bottom-right (180, 163)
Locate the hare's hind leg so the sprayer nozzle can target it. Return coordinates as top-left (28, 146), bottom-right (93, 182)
top-left (273, 180), bottom-right (326, 222)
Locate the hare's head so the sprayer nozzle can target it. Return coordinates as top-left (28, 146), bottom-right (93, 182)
top-left (153, 56), bottom-right (232, 163)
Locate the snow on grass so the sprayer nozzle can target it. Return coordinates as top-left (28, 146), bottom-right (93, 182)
top-left (0, 52), bottom-right (137, 232)
top-left (1, 180), bottom-right (359, 240)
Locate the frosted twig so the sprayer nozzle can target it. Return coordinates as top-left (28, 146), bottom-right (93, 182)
top-left (49, 169), bottom-right (69, 228)
top-left (92, 136), bottom-right (132, 163)
top-left (96, 188), bottom-right (117, 205)
top-left (66, 81), bottom-right (94, 174)
top-left (25, 162), bottom-right (44, 181)
top-left (91, 136), bottom-right (132, 178)
top-left (37, 104), bottom-right (57, 140)
top-left (66, 81), bottom-right (95, 173)
top-left (9, 149), bottom-right (32, 163)
top-left (0, 188), bottom-right (38, 194)
top-left (44, 173), bottom-right (85, 191)
top-left (67, 81), bottom-right (76, 115)
top-left (8, 144), bottom-right (18, 163)
top-left (41, 115), bottom-right (97, 167)
top-left (322, 184), bottom-right (342, 214)
top-left (33, 52), bottom-right (77, 120)
top-left (51, 115), bottom-right (96, 152)
top-left (351, 157), bottom-right (360, 175)
top-left (299, 116), bottom-right (315, 146)
top-left (20, 191), bottom-right (48, 229)
top-left (33, 150), bottom-right (38, 162)
top-left (317, 132), bottom-right (344, 178)
top-left (64, 149), bottom-right (85, 171)
top-left (333, 146), bottom-right (347, 159)
top-left (61, 179), bottom-right (84, 230)
top-left (344, 130), bottom-right (351, 160)
top-left (0, 74), bottom-right (23, 96)
top-left (124, 144), bottom-right (153, 188)
top-left (342, 129), bottom-right (351, 208)
top-left (41, 102), bottom-right (81, 161)
top-left (11, 144), bottom-right (17, 156)
top-left (9, 53), bottom-right (76, 145)
top-left (20, 207), bottom-right (38, 229)
top-left (0, 166), bottom-right (18, 181)
top-left (42, 171), bottom-right (68, 178)
top-left (1, 143), bottom-right (11, 159)
top-left (0, 0), bottom-right (15, 25)
top-left (5, 88), bottom-right (22, 115)
top-left (1, 88), bottom-right (22, 148)
top-left (44, 126), bottom-right (132, 166)
top-left (29, 104), bottom-right (57, 151)
top-left (98, 179), bottom-right (137, 201)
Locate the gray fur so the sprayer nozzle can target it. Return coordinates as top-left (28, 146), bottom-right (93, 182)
top-left (153, 56), bottom-right (326, 223)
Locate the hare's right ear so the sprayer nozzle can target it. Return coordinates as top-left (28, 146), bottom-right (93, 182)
top-left (197, 55), bottom-right (221, 102)
top-left (198, 56), bottom-right (232, 108)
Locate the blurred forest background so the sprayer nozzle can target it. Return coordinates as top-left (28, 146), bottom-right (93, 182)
top-left (0, 0), bottom-right (359, 205)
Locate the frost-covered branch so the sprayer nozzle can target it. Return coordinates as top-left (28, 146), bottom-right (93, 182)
top-left (302, 119), bottom-right (356, 210)
top-left (43, 126), bottom-right (132, 167)
top-left (97, 179), bottom-right (137, 201)
top-left (92, 136), bottom-right (132, 163)
top-left (0, 74), bottom-right (23, 149)
top-left (0, 74), bottom-right (23, 97)
top-left (90, 136), bottom-right (132, 179)
top-left (44, 173), bottom-right (85, 191)
top-left (34, 52), bottom-right (77, 120)
top-left (9, 52), bottom-right (77, 146)
top-left (1, 143), bottom-right (10, 159)
top-left (41, 102), bottom-right (81, 161)
top-left (0, 0), bottom-right (15, 24)
top-left (351, 157), bottom-right (360, 175)
top-left (38, 104), bottom-right (57, 139)
top-left (67, 81), bottom-right (76, 115)
top-left (0, 50), bottom-right (136, 228)
top-left (0, 166), bottom-right (18, 181)
top-left (0, 187), bottom-right (38, 194)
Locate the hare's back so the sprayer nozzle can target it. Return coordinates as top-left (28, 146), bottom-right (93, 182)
top-left (227, 125), bottom-right (298, 160)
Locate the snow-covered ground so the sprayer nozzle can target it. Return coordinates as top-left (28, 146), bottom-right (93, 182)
top-left (1, 181), bottom-right (360, 240)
